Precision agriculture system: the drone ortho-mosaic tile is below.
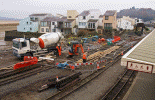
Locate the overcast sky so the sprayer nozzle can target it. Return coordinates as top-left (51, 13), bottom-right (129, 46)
top-left (0, 0), bottom-right (155, 19)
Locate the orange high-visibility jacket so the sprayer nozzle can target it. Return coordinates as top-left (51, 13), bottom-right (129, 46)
top-left (56, 46), bottom-right (62, 56)
top-left (83, 53), bottom-right (87, 59)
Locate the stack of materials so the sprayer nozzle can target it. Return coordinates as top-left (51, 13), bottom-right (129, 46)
top-left (76, 46), bottom-right (120, 63)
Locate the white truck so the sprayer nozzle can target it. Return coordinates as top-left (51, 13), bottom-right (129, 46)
top-left (12, 32), bottom-right (63, 59)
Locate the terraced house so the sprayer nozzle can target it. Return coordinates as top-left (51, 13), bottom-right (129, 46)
top-left (39, 16), bottom-right (64, 33)
top-left (102, 10), bottom-right (117, 30)
top-left (76, 9), bottom-right (101, 32)
top-left (17, 13), bottom-right (52, 32)
top-left (63, 10), bottom-right (79, 34)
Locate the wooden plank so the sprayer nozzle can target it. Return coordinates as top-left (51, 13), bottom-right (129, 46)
top-left (76, 46), bottom-right (120, 63)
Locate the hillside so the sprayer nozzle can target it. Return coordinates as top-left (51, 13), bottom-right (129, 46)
top-left (117, 7), bottom-right (155, 22)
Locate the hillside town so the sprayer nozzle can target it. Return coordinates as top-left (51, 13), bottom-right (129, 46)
top-left (16, 9), bottom-right (146, 35)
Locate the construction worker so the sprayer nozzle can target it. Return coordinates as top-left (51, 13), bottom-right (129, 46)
top-left (83, 53), bottom-right (87, 63)
top-left (56, 44), bottom-right (61, 56)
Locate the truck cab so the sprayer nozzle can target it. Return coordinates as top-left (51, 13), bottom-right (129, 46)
top-left (12, 38), bottom-right (31, 58)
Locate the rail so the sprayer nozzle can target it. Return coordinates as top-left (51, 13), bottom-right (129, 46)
top-left (0, 64), bottom-right (55, 86)
top-left (99, 70), bottom-right (135, 100)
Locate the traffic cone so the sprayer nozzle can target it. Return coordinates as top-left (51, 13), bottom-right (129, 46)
top-left (56, 76), bottom-right (59, 81)
top-left (71, 66), bottom-right (75, 70)
top-left (88, 46), bottom-right (90, 50)
top-left (97, 63), bottom-right (100, 69)
top-left (121, 51), bottom-right (123, 55)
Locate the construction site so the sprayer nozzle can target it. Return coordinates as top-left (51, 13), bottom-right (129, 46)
top-left (0, 23), bottom-right (153, 100)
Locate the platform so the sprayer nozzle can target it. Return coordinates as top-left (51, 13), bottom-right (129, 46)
top-left (121, 29), bottom-right (155, 73)
top-left (123, 72), bottom-right (155, 100)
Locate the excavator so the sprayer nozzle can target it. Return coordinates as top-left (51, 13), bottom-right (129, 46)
top-left (67, 41), bottom-right (84, 58)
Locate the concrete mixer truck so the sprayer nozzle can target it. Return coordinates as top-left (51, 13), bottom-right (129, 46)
top-left (12, 32), bottom-right (63, 59)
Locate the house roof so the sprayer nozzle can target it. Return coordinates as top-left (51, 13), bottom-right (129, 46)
top-left (29, 13), bottom-right (48, 16)
top-left (104, 10), bottom-right (117, 16)
top-left (99, 15), bottom-right (104, 18)
top-left (88, 19), bottom-right (98, 22)
top-left (79, 10), bottom-right (90, 16)
top-left (64, 19), bottom-right (75, 22)
top-left (41, 16), bottom-right (62, 22)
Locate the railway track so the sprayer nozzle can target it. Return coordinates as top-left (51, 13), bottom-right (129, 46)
top-left (99, 70), bottom-right (135, 100)
top-left (0, 64), bottom-right (55, 86)
top-left (46, 52), bottom-right (122, 100)
top-left (45, 41), bottom-right (139, 100)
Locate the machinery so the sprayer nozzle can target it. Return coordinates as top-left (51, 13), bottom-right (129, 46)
top-left (68, 41), bottom-right (84, 58)
top-left (12, 32), bottom-right (63, 59)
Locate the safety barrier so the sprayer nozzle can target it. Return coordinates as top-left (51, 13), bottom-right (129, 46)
top-left (13, 56), bottom-right (38, 70)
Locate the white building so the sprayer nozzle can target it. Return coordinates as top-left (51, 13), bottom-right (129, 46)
top-left (39, 16), bottom-right (64, 33)
top-left (17, 13), bottom-right (52, 32)
top-left (117, 18), bottom-right (134, 30)
top-left (77, 9), bottom-right (101, 31)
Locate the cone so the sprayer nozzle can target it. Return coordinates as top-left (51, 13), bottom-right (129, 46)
top-left (121, 51), bottom-right (123, 55)
top-left (56, 76), bottom-right (59, 81)
top-left (88, 46), bottom-right (90, 50)
top-left (97, 63), bottom-right (100, 69)
top-left (71, 66), bottom-right (75, 70)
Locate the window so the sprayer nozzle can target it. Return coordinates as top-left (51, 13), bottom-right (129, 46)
top-left (41, 28), bottom-right (44, 32)
top-left (46, 28), bottom-right (49, 32)
top-left (83, 16), bottom-right (86, 19)
top-left (35, 18), bottom-right (38, 21)
top-left (30, 17), bottom-right (34, 21)
top-left (41, 22), bottom-right (47, 27)
top-left (79, 22), bottom-right (86, 26)
top-left (21, 42), bottom-right (27, 47)
top-left (104, 23), bottom-right (112, 29)
top-left (104, 23), bottom-right (112, 27)
top-left (91, 16), bottom-right (94, 18)
top-left (68, 16), bottom-right (72, 18)
top-left (27, 22), bottom-right (28, 25)
top-left (30, 28), bottom-right (32, 30)
top-left (137, 19), bottom-right (139, 22)
top-left (61, 29), bottom-right (63, 32)
top-left (88, 23), bottom-right (95, 28)
top-left (65, 22), bottom-right (71, 27)
top-left (24, 28), bottom-right (25, 30)
top-left (93, 23), bottom-right (95, 28)
top-left (52, 22), bottom-right (55, 25)
top-left (13, 41), bottom-right (19, 48)
top-left (52, 29), bottom-right (56, 32)
top-left (105, 16), bottom-right (109, 20)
